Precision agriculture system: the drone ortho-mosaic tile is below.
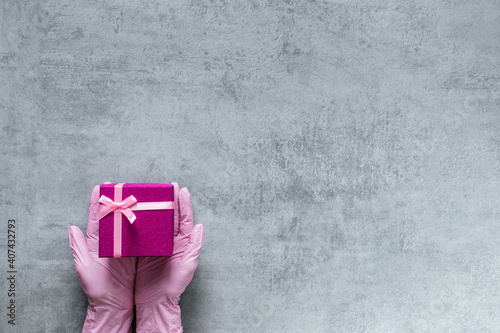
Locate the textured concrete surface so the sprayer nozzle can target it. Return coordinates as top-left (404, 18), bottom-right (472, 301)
top-left (1, 0), bottom-right (500, 332)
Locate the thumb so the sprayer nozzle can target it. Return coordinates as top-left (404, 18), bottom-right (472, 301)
top-left (68, 226), bottom-right (92, 276)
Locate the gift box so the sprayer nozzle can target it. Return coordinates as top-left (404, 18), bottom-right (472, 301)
top-left (98, 183), bottom-right (174, 258)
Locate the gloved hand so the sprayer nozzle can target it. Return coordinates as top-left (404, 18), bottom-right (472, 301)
top-left (68, 184), bottom-right (137, 333)
top-left (135, 182), bottom-right (204, 333)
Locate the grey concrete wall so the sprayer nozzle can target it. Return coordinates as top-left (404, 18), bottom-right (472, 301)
top-left (1, 0), bottom-right (499, 332)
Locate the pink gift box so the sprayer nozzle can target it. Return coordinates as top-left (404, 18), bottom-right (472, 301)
top-left (98, 183), bottom-right (174, 257)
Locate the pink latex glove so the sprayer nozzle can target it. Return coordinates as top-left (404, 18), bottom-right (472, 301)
top-left (135, 182), bottom-right (204, 333)
top-left (68, 184), bottom-right (136, 333)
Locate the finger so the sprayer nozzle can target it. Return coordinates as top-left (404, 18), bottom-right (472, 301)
top-left (85, 185), bottom-right (101, 239)
top-left (171, 182), bottom-right (180, 236)
top-left (168, 224), bottom-right (204, 296)
top-left (85, 185), bottom-right (101, 255)
top-left (68, 226), bottom-right (92, 275)
top-left (185, 224), bottom-right (204, 260)
top-left (179, 187), bottom-right (194, 236)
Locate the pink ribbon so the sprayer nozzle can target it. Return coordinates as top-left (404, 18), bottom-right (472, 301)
top-left (97, 194), bottom-right (138, 224)
top-left (96, 183), bottom-right (174, 258)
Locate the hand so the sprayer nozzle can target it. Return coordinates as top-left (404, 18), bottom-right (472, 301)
top-left (135, 183), bottom-right (204, 333)
top-left (69, 184), bottom-right (137, 333)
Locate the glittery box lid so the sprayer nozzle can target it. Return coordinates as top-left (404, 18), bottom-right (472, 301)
top-left (98, 183), bottom-right (174, 257)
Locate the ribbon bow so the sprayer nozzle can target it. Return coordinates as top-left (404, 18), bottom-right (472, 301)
top-left (96, 195), bottom-right (138, 224)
